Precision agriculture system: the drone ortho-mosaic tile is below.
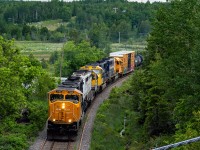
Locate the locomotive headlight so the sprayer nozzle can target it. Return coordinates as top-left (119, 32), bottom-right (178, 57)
top-left (53, 119), bottom-right (56, 122)
top-left (68, 119), bottom-right (72, 123)
top-left (62, 103), bottom-right (65, 109)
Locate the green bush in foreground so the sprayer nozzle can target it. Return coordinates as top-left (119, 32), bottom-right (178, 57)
top-left (0, 100), bottom-right (48, 150)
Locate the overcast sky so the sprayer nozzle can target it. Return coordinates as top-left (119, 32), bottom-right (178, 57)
top-left (128, 0), bottom-right (166, 2)
top-left (26, 0), bottom-right (167, 2)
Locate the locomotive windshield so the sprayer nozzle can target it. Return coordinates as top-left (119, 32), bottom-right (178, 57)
top-left (65, 95), bottom-right (78, 100)
top-left (93, 69), bottom-right (100, 74)
top-left (50, 94), bottom-right (64, 102)
top-left (65, 95), bottom-right (79, 103)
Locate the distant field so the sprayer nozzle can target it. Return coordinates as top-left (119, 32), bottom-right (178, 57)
top-left (28, 19), bottom-right (67, 31)
top-left (111, 41), bottom-right (147, 52)
top-left (15, 40), bottom-right (146, 61)
top-left (15, 41), bottom-right (64, 60)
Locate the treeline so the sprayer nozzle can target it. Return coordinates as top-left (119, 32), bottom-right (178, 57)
top-left (91, 0), bottom-right (200, 149)
top-left (50, 40), bottom-right (106, 77)
top-left (0, 0), bottom-right (164, 47)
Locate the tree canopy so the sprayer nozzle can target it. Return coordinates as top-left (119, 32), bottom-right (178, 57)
top-left (55, 41), bottom-right (106, 77)
top-left (128, 0), bottom-right (200, 148)
top-left (0, 36), bottom-right (55, 119)
top-left (0, 1), bottom-right (164, 46)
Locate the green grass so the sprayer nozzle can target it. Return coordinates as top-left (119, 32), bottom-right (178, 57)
top-left (28, 19), bottom-right (68, 31)
top-left (15, 41), bottom-right (64, 60)
top-left (15, 40), bottom-right (146, 61)
top-left (90, 80), bottom-right (134, 150)
top-left (111, 41), bottom-right (147, 52)
top-left (90, 76), bottom-right (174, 150)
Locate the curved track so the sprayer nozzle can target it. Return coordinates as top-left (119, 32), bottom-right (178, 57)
top-left (30, 75), bottom-right (130, 150)
top-left (78, 75), bottom-right (130, 150)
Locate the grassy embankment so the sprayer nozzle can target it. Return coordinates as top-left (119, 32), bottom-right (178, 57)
top-left (90, 75), bottom-right (174, 150)
top-left (90, 77), bottom-right (141, 150)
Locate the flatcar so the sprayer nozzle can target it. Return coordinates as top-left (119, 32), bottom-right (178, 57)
top-left (47, 51), bottom-right (143, 140)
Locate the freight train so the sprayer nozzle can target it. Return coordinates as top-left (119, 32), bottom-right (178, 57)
top-left (47, 51), bottom-right (143, 140)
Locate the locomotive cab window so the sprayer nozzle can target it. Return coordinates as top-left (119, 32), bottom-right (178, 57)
top-left (50, 94), bottom-right (64, 102)
top-left (65, 95), bottom-right (79, 103)
top-left (92, 74), bottom-right (97, 80)
top-left (93, 69), bottom-right (100, 74)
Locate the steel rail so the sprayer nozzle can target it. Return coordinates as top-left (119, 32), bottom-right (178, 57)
top-left (40, 138), bottom-right (48, 150)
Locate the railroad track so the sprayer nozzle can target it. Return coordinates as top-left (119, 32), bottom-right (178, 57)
top-left (40, 138), bottom-right (73, 150)
top-left (36, 75), bottom-right (130, 150)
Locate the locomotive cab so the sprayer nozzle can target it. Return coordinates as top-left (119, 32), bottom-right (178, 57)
top-left (47, 87), bottom-right (83, 140)
top-left (80, 65), bottom-right (104, 93)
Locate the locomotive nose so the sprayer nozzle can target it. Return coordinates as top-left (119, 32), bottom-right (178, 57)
top-left (52, 101), bottom-right (75, 123)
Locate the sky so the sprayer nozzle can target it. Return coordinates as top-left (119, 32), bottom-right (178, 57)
top-left (24, 0), bottom-right (167, 3)
top-left (128, 0), bottom-right (166, 2)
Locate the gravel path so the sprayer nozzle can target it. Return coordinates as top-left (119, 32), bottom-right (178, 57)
top-left (29, 76), bottom-right (129, 150)
top-left (29, 125), bottom-right (47, 150)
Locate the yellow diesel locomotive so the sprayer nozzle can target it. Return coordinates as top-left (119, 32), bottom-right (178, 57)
top-left (47, 70), bottom-right (94, 140)
top-left (47, 51), bottom-right (142, 140)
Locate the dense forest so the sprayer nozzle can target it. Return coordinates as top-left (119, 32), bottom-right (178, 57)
top-left (91, 0), bottom-right (200, 149)
top-left (0, 0), bottom-right (163, 48)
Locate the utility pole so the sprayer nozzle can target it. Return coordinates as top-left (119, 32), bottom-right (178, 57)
top-left (120, 116), bottom-right (126, 137)
top-left (118, 32), bottom-right (120, 44)
top-left (113, 7), bottom-right (118, 13)
top-left (60, 44), bottom-right (65, 81)
top-left (35, 10), bottom-right (38, 20)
